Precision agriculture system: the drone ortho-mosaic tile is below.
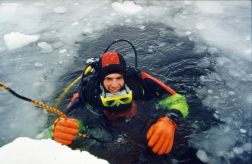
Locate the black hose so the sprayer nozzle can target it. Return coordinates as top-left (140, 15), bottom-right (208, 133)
top-left (4, 86), bottom-right (32, 102)
top-left (103, 39), bottom-right (138, 69)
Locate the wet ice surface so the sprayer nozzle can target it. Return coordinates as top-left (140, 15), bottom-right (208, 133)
top-left (0, 1), bottom-right (251, 164)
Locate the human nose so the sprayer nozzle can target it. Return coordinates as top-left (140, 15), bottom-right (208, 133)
top-left (111, 79), bottom-right (119, 87)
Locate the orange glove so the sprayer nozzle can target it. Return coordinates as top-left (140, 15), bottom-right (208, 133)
top-left (52, 118), bottom-right (79, 145)
top-left (146, 117), bottom-right (176, 155)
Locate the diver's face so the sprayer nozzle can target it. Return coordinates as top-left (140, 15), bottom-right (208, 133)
top-left (103, 73), bottom-right (125, 94)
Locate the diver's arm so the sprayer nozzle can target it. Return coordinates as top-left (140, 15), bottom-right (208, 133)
top-left (36, 92), bottom-right (83, 140)
top-left (140, 70), bottom-right (189, 119)
top-left (63, 92), bottom-right (82, 115)
top-left (49, 90), bottom-right (87, 145)
top-left (52, 117), bottom-right (85, 145)
top-left (141, 70), bottom-right (189, 155)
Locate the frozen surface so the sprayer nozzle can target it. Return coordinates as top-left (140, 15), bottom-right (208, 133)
top-left (112, 1), bottom-right (142, 15)
top-left (0, 0), bottom-right (251, 163)
top-left (196, 149), bottom-right (209, 163)
top-left (0, 137), bottom-right (108, 164)
top-left (4, 32), bottom-right (40, 50)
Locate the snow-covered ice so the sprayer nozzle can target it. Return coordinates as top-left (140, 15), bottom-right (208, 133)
top-left (0, 137), bottom-right (108, 164)
top-left (196, 149), bottom-right (209, 163)
top-left (112, 1), bottom-right (142, 15)
top-left (4, 32), bottom-right (40, 50)
top-left (53, 6), bottom-right (67, 14)
top-left (37, 42), bottom-right (53, 53)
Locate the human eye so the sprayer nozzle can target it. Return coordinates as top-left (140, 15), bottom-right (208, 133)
top-left (116, 76), bottom-right (123, 80)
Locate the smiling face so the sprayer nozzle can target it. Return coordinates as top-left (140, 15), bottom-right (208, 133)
top-left (103, 73), bottom-right (125, 94)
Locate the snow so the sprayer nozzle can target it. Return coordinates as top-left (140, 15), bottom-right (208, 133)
top-left (0, 137), bottom-right (108, 164)
top-left (59, 49), bottom-right (67, 54)
top-left (196, 149), bottom-right (209, 163)
top-left (0, 3), bottom-right (19, 14)
top-left (195, 1), bottom-right (223, 14)
top-left (242, 143), bottom-right (252, 152)
top-left (37, 42), bottom-right (53, 53)
top-left (233, 147), bottom-right (244, 155)
top-left (34, 62), bottom-right (43, 67)
top-left (4, 32), bottom-right (40, 50)
top-left (71, 22), bottom-right (79, 26)
top-left (112, 1), bottom-right (142, 15)
top-left (239, 128), bottom-right (247, 134)
top-left (53, 7), bottom-right (67, 14)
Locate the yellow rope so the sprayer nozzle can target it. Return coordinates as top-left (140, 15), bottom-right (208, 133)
top-left (1, 81), bottom-right (88, 139)
top-left (78, 133), bottom-right (88, 138)
top-left (0, 82), bottom-right (8, 91)
top-left (32, 100), bottom-right (66, 118)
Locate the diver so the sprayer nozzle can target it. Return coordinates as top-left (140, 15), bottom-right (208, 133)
top-left (50, 40), bottom-right (189, 159)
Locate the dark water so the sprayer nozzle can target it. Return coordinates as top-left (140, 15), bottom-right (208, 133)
top-left (54, 23), bottom-right (221, 163)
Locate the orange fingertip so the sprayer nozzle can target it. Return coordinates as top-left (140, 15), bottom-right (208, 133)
top-left (54, 125), bottom-right (78, 135)
top-left (154, 134), bottom-right (166, 155)
top-left (158, 138), bottom-right (170, 155)
top-left (59, 119), bottom-right (79, 129)
top-left (148, 130), bottom-right (160, 148)
top-left (165, 139), bottom-right (173, 154)
top-left (147, 126), bottom-right (154, 140)
top-left (53, 132), bottom-right (75, 141)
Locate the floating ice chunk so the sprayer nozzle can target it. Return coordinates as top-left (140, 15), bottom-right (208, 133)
top-left (82, 27), bottom-right (93, 34)
top-left (148, 46), bottom-right (154, 53)
top-left (196, 149), bottom-right (209, 163)
top-left (158, 42), bottom-right (166, 47)
top-left (196, 23), bottom-right (206, 30)
top-left (207, 89), bottom-right (213, 94)
top-left (0, 3), bottom-right (19, 14)
top-left (33, 2), bottom-right (45, 7)
top-left (59, 49), bottom-right (67, 53)
top-left (228, 91), bottom-right (235, 95)
top-left (110, 12), bottom-right (116, 16)
top-left (139, 25), bottom-right (145, 30)
top-left (244, 48), bottom-right (251, 55)
top-left (208, 47), bottom-right (218, 54)
top-left (125, 18), bottom-right (132, 23)
top-left (245, 35), bottom-right (251, 41)
top-left (233, 147), bottom-right (244, 154)
top-left (112, 1), bottom-right (142, 15)
top-left (53, 6), bottom-right (67, 14)
top-left (0, 137), bottom-right (108, 164)
top-left (71, 21), bottom-right (79, 26)
top-left (34, 62), bottom-right (43, 67)
top-left (37, 42), bottom-right (53, 53)
top-left (185, 31), bottom-right (191, 35)
top-left (4, 32), bottom-right (40, 50)
top-left (213, 113), bottom-right (219, 119)
top-left (242, 143), bottom-right (252, 152)
top-left (184, 1), bottom-right (192, 5)
top-left (195, 1), bottom-right (223, 14)
top-left (240, 129), bottom-right (247, 134)
top-left (246, 94), bottom-right (252, 104)
top-left (217, 57), bottom-right (231, 66)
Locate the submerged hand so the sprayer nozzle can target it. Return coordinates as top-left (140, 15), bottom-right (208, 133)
top-left (146, 117), bottom-right (176, 155)
top-left (52, 117), bottom-right (79, 145)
